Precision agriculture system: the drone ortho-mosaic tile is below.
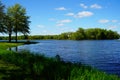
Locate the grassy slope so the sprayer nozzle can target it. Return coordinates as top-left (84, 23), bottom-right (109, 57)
top-left (0, 43), bottom-right (120, 80)
top-left (0, 43), bottom-right (22, 79)
top-left (0, 43), bottom-right (22, 49)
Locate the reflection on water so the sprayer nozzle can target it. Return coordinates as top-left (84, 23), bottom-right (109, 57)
top-left (8, 47), bottom-right (11, 51)
top-left (11, 40), bottom-right (120, 76)
top-left (9, 47), bottom-right (18, 52)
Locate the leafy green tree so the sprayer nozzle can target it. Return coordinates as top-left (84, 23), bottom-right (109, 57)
top-left (70, 28), bottom-right (85, 40)
top-left (76, 28), bottom-right (85, 40)
top-left (19, 13), bottom-right (30, 41)
top-left (59, 32), bottom-right (73, 40)
top-left (17, 15), bottom-right (30, 39)
top-left (0, 1), bottom-right (5, 33)
top-left (106, 30), bottom-right (119, 39)
top-left (3, 14), bottom-right (13, 42)
top-left (7, 4), bottom-right (30, 42)
top-left (70, 32), bottom-right (80, 40)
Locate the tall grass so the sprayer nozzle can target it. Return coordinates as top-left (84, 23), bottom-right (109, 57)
top-left (0, 50), bottom-right (119, 80)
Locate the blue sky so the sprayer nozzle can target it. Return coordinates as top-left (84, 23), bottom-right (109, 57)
top-left (2, 0), bottom-right (120, 35)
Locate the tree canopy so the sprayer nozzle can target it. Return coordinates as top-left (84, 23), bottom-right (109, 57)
top-left (0, 1), bottom-right (5, 33)
top-left (0, 1), bottom-right (30, 42)
top-left (6, 28), bottom-right (118, 40)
top-left (7, 4), bottom-right (30, 42)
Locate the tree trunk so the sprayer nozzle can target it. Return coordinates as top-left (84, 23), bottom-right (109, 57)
top-left (9, 33), bottom-right (11, 42)
top-left (15, 30), bottom-right (17, 43)
top-left (15, 25), bottom-right (18, 43)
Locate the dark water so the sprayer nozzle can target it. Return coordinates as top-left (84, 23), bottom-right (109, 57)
top-left (12, 40), bottom-right (120, 76)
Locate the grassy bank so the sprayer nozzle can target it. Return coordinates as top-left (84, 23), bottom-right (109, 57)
top-left (0, 43), bottom-right (120, 80)
top-left (0, 43), bottom-right (22, 50)
top-left (0, 43), bottom-right (22, 79)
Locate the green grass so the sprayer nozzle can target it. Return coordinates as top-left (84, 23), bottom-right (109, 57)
top-left (0, 42), bottom-right (120, 80)
top-left (0, 43), bottom-right (22, 79)
top-left (0, 42), bottom-right (22, 50)
top-left (70, 65), bottom-right (120, 80)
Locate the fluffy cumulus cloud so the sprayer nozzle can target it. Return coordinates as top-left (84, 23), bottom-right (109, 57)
top-left (80, 3), bottom-right (102, 9)
top-left (58, 19), bottom-right (72, 23)
top-left (55, 7), bottom-right (67, 10)
top-left (56, 23), bottom-right (64, 26)
top-left (90, 4), bottom-right (102, 9)
top-left (66, 11), bottom-right (93, 18)
top-left (66, 13), bottom-right (75, 16)
top-left (59, 27), bottom-right (75, 32)
top-left (98, 19), bottom-right (109, 23)
top-left (108, 26), bottom-right (117, 29)
top-left (111, 20), bottom-right (118, 23)
top-left (56, 19), bottom-right (72, 26)
top-left (37, 25), bottom-right (45, 28)
top-left (80, 3), bottom-right (88, 9)
top-left (76, 11), bottom-right (93, 18)
top-left (98, 19), bottom-right (118, 23)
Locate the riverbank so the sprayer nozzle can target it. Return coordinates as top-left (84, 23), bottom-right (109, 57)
top-left (0, 43), bottom-right (120, 80)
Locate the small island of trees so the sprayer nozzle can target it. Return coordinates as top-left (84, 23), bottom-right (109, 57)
top-left (58, 28), bottom-right (120, 40)
top-left (0, 27), bottom-right (120, 40)
top-left (12, 28), bottom-right (118, 40)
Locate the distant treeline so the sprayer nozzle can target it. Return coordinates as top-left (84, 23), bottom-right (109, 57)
top-left (0, 28), bottom-right (120, 40)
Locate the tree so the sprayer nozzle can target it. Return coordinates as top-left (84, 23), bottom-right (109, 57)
top-left (59, 32), bottom-right (73, 40)
top-left (18, 15), bottom-right (30, 38)
top-left (3, 14), bottom-right (13, 42)
top-left (85, 28), bottom-right (97, 39)
top-left (76, 28), bottom-right (85, 40)
top-left (0, 1), bottom-right (5, 33)
top-left (7, 4), bottom-right (30, 42)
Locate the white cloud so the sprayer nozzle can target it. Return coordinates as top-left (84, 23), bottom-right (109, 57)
top-left (90, 4), bottom-right (102, 9)
top-left (98, 19), bottom-right (109, 23)
top-left (59, 27), bottom-right (75, 32)
top-left (37, 25), bottom-right (45, 28)
top-left (108, 26), bottom-right (117, 29)
top-left (56, 23), bottom-right (64, 26)
top-left (58, 19), bottom-right (72, 23)
top-left (111, 20), bottom-right (118, 23)
top-left (66, 13), bottom-right (75, 16)
top-left (55, 7), bottom-right (67, 10)
top-left (98, 19), bottom-right (118, 23)
top-left (75, 11), bottom-right (93, 18)
top-left (49, 18), bottom-right (56, 21)
top-left (80, 3), bottom-right (88, 9)
top-left (56, 19), bottom-right (72, 26)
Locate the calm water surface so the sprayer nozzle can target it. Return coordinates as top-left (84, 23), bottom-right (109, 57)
top-left (13, 40), bottom-right (120, 76)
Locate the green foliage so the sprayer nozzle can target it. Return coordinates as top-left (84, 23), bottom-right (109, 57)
top-left (0, 50), bottom-right (119, 80)
top-left (0, 1), bottom-right (6, 33)
top-left (0, 43), bottom-right (22, 50)
top-left (0, 1), bottom-right (30, 42)
top-left (70, 65), bottom-right (120, 80)
top-left (23, 28), bottom-right (119, 40)
top-left (58, 32), bottom-right (73, 40)
top-left (2, 28), bottom-right (119, 40)
top-left (7, 3), bottom-right (30, 42)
